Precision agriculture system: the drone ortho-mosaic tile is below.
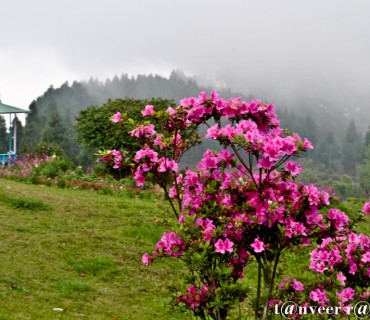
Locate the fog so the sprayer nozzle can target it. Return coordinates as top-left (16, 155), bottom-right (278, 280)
top-left (1, 0), bottom-right (369, 128)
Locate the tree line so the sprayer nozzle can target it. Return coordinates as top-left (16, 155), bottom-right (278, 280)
top-left (0, 70), bottom-right (369, 198)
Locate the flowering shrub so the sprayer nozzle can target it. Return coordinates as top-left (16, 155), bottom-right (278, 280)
top-left (103, 92), bottom-right (370, 319)
top-left (0, 153), bottom-right (122, 193)
top-left (274, 233), bottom-right (370, 318)
top-left (0, 153), bottom-right (54, 181)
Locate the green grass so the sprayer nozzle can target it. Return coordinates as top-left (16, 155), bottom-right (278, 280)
top-left (0, 192), bottom-right (50, 211)
top-left (0, 179), bottom-right (185, 320)
top-left (57, 279), bottom-right (95, 298)
top-left (0, 179), bottom-right (368, 319)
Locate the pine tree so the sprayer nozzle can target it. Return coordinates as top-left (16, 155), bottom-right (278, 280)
top-left (0, 116), bottom-right (8, 153)
top-left (318, 131), bottom-right (342, 172)
top-left (342, 119), bottom-right (362, 176)
top-left (41, 102), bottom-right (67, 149)
top-left (357, 145), bottom-right (370, 197)
top-left (21, 100), bottom-right (40, 153)
top-left (364, 125), bottom-right (370, 149)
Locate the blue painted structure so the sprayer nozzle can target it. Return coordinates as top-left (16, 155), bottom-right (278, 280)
top-left (0, 101), bottom-right (30, 164)
top-left (0, 152), bottom-right (16, 165)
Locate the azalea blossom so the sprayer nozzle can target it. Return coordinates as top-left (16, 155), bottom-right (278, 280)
top-left (142, 253), bottom-right (153, 266)
top-left (337, 271), bottom-right (346, 286)
top-left (214, 238), bottom-right (234, 254)
top-left (291, 279), bottom-right (305, 292)
top-left (167, 106), bottom-right (177, 115)
top-left (336, 287), bottom-right (355, 303)
top-left (310, 288), bottom-right (328, 305)
top-left (112, 112), bottom-right (122, 123)
top-left (362, 202), bottom-right (370, 214)
top-left (141, 104), bottom-right (155, 116)
top-left (251, 238), bottom-right (266, 253)
top-left (284, 161), bottom-right (302, 177)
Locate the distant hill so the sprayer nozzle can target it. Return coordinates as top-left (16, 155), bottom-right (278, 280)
top-left (19, 70), bottom-right (249, 166)
top-left (13, 69), bottom-right (369, 198)
top-left (28, 70), bottom-right (248, 128)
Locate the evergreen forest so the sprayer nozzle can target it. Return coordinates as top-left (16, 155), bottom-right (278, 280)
top-left (1, 70), bottom-right (369, 199)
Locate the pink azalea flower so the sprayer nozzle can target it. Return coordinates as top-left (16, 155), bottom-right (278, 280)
top-left (200, 151), bottom-right (219, 169)
top-left (214, 238), bottom-right (234, 254)
top-left (141, 104), bottom-right (155, 116)
top-left (202, 219), bottom-right (216, 241)
top-left (257, 157), bottom-right (274, 170)
top-left (285, 161), bottom-right (303, 177)
top-left (310, 288), bottom-right (328, 305)
top-left (348, 232), bottom-right (360, 244)
top-left (244, 130), bottom-right (261, 144)
top-left (153, 135), bottom-right (163, 146)
top-left (304, 184), bottom-right (321, 206)
top-left (327, 208), bottom-right (349, 231)
top-left (206, 124), bottom-right (220, 139)
top-left (278, 277), bottom-right (291, 290)
top-left (349, 259), bottom-right (358, 275)
top-left (134, 148), bottom-right (159, 163)
top-left (221, 194), bottom-right (233, 207)
top-left (236, 119), bottom-right (257, 132)
top-left (168, 186), bottom-right (177, 198)
top-left (303, 138), bottom-right (314, 149)
top-left (156, 232), bottom-right (184, 257)
top-left (178, 284), bottom-right (208, 309)
top-left (309, 261), bottom-right (327, 273)
top-left (362, 202), bottom-right (370, 215)
top-left (158, 157), bottom-right (179, 173)
top-left (281, 136), bottom-right (298, 155)
top-left (361, 251), bottom-right (370, 264)
top-left (167, 106), bottom-right (177, 115)
top-left (291, 279), bottom-right (305, 292)
top-left (178, 212), bottom-right (185, 223)
top-left (134, 167), bottom-right (145, 187)
top-left (251, 238), bottom-right (266, 253)
top-left (129, 124), bottom-right (156, 138)
top-left (337, 272), bottom-right (346, 286)
top-left (360, 291), bottom-right (370, 299)
top-left (336, 287), bottom-right (355, 303)
top-left (112, 112), bottom-right (122, 123)
top-left (305, 208), bottom-right (323, 226)
top-left (142, 253), bottom-right (152, 266)
top-left (111, 149), bottom-right (122, 169)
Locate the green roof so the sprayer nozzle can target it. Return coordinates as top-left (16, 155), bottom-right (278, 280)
top-left (0, 101), bottom-right (30, 114)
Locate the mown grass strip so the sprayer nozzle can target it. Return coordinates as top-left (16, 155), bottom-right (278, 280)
top-left (0, 191), bottom-right (50, 211)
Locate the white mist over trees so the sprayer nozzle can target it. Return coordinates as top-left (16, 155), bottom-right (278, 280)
top-left (9, 70), bottom-right (370, 198)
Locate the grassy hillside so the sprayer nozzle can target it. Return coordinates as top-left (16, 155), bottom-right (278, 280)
top-left (0, 179), bottom-right (185, 320)
top-left (0, 179), bottom-right (368, 319)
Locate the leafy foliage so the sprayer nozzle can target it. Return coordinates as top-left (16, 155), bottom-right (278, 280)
top-left (75, 98), bottom-right (175, 151)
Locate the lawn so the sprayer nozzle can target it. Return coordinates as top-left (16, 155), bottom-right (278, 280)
top-left (0, 179), bottom-right (368, 319)
top-left (0, 179), bottom-right (185, 320)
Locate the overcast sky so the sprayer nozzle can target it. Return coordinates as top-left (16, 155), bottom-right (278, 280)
top-left (1, 0), bottom-right (370, 114)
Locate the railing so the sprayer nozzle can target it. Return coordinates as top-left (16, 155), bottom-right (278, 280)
top-left (0, 153), bottom-right (16, 165)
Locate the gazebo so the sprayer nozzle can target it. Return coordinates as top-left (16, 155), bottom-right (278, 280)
top-left (0, 101), bottom-right (30, 164)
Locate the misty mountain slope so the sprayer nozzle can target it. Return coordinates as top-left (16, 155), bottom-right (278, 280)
top-left (21, 71), bottom-right (247, 162)
top-left (29, 71), bottom-right (245, 125)
top-left (18, 70), bottom-right (370, 199)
